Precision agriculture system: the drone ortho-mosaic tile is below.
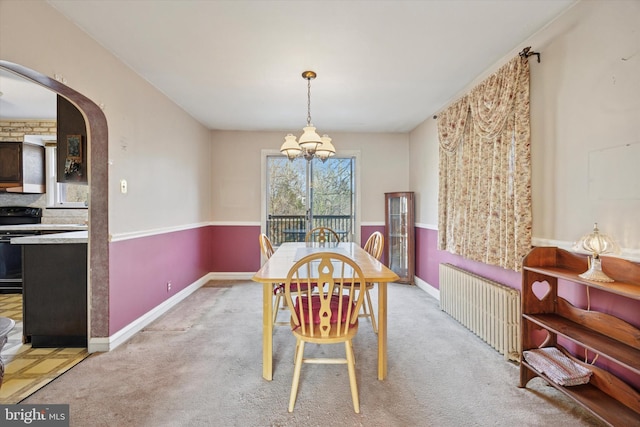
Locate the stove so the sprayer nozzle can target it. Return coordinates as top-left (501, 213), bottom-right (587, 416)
top-left (0, 206), bottom-right (42, 292)
top-left (0, 206), bottom-right (43, 225)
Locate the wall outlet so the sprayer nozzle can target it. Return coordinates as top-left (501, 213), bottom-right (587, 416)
top-left (120, 179), bottom-right (128, 194)
top-left (167, 281), bottom-right (172, 292)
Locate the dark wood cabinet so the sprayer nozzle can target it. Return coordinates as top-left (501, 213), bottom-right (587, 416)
top-left (0, 141), bottom-right (45, 193)
top-left (22, 243), bottom-right (87, 347)
top-left (384, 192), bottom-right (415, 284)
top-left (57, 95), bottom-right (88, 184)
top-left (520, 247), bottom-right (640, 426)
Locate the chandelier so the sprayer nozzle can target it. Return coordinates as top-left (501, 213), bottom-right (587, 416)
top-left (280, 71), bottom-right (335, 162)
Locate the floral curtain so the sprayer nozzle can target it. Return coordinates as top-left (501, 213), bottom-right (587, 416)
top-left (437, 56), bottom-right (532, 271)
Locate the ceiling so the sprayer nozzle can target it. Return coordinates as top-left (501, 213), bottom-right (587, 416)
top-left (0, 68), bottom-right (58, 120)
top-left (1, 0), bottom-right (576, 133)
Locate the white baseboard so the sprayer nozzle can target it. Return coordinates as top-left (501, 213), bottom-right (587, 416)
top-left (208, 272), bottom-right (255, 281)
top-left (87, 273), bottom-right (216, 353)
top-left (415, 276), bottom-right (440, 301)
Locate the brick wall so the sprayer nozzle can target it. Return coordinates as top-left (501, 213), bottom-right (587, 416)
top-left (0, 120), bottom-right (57, 142)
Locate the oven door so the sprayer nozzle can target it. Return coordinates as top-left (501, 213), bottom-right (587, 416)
top-left (0, 232), bottom-right (35, 292)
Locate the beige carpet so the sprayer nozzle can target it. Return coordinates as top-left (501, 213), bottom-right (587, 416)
top-left (23, 281), bottom-right (603, 426)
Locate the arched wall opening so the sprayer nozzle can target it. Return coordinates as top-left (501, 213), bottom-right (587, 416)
top-left (0, 60), bottom-right (110, 346)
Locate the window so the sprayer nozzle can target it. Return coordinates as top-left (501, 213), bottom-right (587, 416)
top-left (45, 143), bottom-right (88, 207)
top-left (265, 155), bottom-right (356, 246)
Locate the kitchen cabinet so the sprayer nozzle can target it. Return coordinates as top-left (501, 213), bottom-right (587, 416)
top-left (0, 141), bottom-right (45, 193)
top-left (22, 241), bottom-right (87, 347)
top-left (384, 192), bottom-right (415, 284)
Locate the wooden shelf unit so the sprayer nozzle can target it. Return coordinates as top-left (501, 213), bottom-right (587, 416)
top-left (520, 247), bottom-right (640, 427)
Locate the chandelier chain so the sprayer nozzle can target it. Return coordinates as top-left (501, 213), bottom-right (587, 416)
top-left (306, 77), bottom-right (312, 126)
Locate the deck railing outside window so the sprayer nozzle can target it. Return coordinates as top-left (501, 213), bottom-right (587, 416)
top-left (267, 215), bottom-right (352, 245)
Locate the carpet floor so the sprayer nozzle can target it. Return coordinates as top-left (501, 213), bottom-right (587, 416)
top-left (21, 281), bottom-right (604, 426)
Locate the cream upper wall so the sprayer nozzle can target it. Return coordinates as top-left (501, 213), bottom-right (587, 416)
top-left (409, 0), bottom-right (640, 254)
top-left (0, 0), bottom-right (212, 236)
top-left (408, 117), bottom-right (439, 228)
top-left (210, 131), bottom-right (409, 223)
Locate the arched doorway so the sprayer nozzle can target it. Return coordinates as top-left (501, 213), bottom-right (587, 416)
top-left (0, 60), bottom-right (109, 349)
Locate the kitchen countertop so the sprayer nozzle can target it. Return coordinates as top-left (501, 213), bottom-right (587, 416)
top-left (0, 224), bottom-right (88, 232)
top-left (11, 230), bottom-right (88, 244)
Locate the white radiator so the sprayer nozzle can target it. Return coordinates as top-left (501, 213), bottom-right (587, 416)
top-left (439, 263), bottom-right (521, 362)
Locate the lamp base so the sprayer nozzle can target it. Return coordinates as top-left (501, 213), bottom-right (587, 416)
top-left (578, 257), bottom-right (614, 282)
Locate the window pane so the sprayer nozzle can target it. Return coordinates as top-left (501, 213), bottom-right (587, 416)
top-left (266, 157), bottom-right (307, 245)
top-left (60, 182), bottom-right (88, 205)
top-left (311, 158), bottom-right (354, 239)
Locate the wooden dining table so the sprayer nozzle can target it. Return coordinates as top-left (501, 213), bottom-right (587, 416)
top-left (252, 242), bottom-right (399, 381)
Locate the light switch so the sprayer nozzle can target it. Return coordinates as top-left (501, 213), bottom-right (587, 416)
top-left (120, 179), bottom-right (128, 194)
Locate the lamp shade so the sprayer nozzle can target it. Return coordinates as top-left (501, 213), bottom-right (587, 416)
top-left (280, 134), bottom-right (301, 160)
top-left (298, 125), bottom-right (322, 152)
top-left (572, 223), bottom-right (620, 257)
top-left (315, 135), bottom-right (336, 161)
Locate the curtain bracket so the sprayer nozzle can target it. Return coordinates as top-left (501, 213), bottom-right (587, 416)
top-left (519, 47), bottom-right (540, 63)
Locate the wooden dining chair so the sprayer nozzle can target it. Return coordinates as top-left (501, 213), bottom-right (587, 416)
top-left (283, 252), bottom-right (366, 413)
top-left (259, 233), bottom-right (287, 327)
top-left (361, 231), bottom-right (384, 333)
top-left (304, 226), bottom-right (341, 244)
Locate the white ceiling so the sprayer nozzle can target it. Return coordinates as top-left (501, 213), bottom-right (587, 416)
top-left (2, 0), bottom-right (576, 133)
top-left (0, 68), bottom-right (58, 120)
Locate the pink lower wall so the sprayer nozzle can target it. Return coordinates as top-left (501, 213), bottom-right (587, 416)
top-left (210, 225), bottom-right (261, 272)
top-left (208, 225), bottom-right (387, 273)
top-left (415, 226), bottom-right (521, 290)
top-left (108, 226), bottom-right (212, 334)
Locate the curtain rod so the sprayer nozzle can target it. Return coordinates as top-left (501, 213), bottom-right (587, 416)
top-left (519, 46), bottom-right (540, 63)
top-left (433, 47), bottom-right (540, 119)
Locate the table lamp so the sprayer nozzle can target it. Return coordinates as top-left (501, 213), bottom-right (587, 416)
top-left (572, 223), bottom-right (620, 282)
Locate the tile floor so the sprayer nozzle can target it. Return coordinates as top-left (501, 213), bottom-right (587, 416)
top-left (0, 294), bottom-right (88, 403)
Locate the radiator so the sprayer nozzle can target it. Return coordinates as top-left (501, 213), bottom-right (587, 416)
top-left (439, 263), bottom-right (521, 362)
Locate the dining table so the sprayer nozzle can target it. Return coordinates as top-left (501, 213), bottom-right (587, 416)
top-left (252, 241), bottom-right (399, 381)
